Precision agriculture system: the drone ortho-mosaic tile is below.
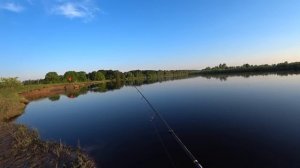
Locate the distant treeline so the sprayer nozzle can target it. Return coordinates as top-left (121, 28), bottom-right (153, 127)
top-left (23, 70), bottom-right (198, 85)
top-left (16, 61), bottom-right (300, 85)
top-left (200, 71), bottom-right (300, 82)
top-left (199, 61), bottom-right (300, 74)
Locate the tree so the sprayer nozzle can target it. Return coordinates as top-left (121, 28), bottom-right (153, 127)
top-left (199, 61), bottom-right (300, 74)
top-left (218, 63), bottom-right (227, 69)
top-left (131, 70), bottom-right (144, 78)
top-left (77, 71), bottom-right (87, 82)
top-left (64, 71), bottom-right (78, 83)
top-left (125, 72), bottom-right (134, 78)
top-left (113, 70), bottom-right (123, 81)
top-left (94, 72), bottom-right (105, 81)
top-left (45, 72), bottom-right (59, 83)
top-left (242, 64), bottom-right (250, 68)
top-left (104, 70), bottom-right (115, 80)
top-left (88, 71), bottom-right (105, 81)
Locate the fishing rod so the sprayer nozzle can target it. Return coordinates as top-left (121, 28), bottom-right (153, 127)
top-left (134, 86), bottom-right (204, 168)
top-left (150, 114), bottom-right (177, 168)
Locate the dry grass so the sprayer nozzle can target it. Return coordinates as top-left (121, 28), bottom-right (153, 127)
top-left (0, 122), bottom-right (96, 168)
top-left (0, 88), bottom-right (26, 121)
top-left (0, 85), bottom-right (57, 121)
top-left (0, 83), bottom-right (100, 167)
top-left (0, 82), bottom-right (104, 121)
top-left (0, 84), bottom-right (49, 121)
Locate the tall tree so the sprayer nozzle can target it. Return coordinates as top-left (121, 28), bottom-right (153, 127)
top-left (94, 72), bottom-right (105, 81)
top-left (45, 72), bottom-right (59, 83)
top-left (88, 71), bottom-right (105, 81)
top-left (64, 71), bottom-right (78, 83)
top-left (77, 71), bottom-right (87, 82)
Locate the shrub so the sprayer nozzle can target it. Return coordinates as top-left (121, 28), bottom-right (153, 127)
top-left (0, 77), bottom-right (22, 88)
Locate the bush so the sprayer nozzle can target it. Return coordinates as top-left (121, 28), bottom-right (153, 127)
top-left (0, 77), bottom-right (22, 88)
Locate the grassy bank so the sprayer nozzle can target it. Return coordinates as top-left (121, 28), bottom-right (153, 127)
top-left (0, 81), bottom-right (107, 121)
top-left (0, 83), bottom-right (60, 121)
top-left (0, 122), bottom-right (95, 167)
top-left (0, 83), bottom-right (98, 167)
top-left (0, 85), bottom-right (41, 121)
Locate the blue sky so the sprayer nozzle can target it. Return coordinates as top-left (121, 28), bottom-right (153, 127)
top-left (0, 0), bottom-right (300, 80)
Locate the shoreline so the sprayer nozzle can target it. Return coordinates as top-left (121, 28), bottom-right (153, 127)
top-left (1, 80), bottom-right (109, 121)
top-left (0, 81), bottom-right (105, 167)
top-left (0, 122), bottom-right (96, 167)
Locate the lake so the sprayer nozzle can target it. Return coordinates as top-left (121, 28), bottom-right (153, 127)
top-left (15, 74), bottom-right (300, 168)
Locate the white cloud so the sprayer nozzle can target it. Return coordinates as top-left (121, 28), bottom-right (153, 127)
top-left (0, 2), bottom-right (24, 13)
top-left (52, 1), bottom-right (99, 20)
top-left (55, 3), bottom-right (85, 18)
top-left (0, 0), bottom-right (101, 21)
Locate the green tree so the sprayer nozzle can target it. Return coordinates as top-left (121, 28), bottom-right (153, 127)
top-left (45, 72), bottom-right (59, 83)
top-left (94, 72), bottom-right (105, 81)
top-left (88, 71), bottom-right (105, 81)
top-left (125, 72), bottom-right (134, 78)
top-left (77, 71), bottom-right (87, 82)
top-left (104, 70), bottom-right (115, 80)
top-left (64, 71), bottom-right (78, 83)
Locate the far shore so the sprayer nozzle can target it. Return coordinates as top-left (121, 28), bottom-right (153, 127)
top-left (1, 80), bottom-right (111, 122)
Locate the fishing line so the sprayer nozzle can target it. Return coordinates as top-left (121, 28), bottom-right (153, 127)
top-left (137, 89), bottom-right (177, 167)
top-left (150, 113), bottom-right (177, 168)
top-left (134, 86), bottom-right (204, 168)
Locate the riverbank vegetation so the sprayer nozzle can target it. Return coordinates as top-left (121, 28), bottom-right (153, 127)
top-left (199, 61), bottom-right (300, 74)
top-left (0, 79), bottom-right (96, 167)
top-left (0, 122), bottom-right (95, 167)
top-left (23, 70), bottom-right (198, 85)
top-left (0, 79), bottom-right (96, 121)
top-left (0, 78), bottom-right (48, 121)
top-left (22, 61), bottom-right (300, 85)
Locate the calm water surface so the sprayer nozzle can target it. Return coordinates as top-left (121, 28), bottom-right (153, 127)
top-left (16, 75), bottom-right (300, 168)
